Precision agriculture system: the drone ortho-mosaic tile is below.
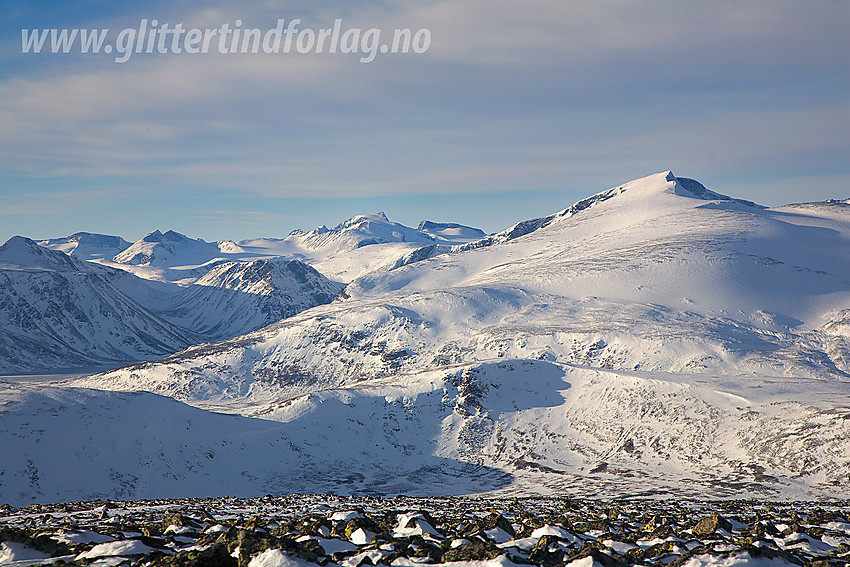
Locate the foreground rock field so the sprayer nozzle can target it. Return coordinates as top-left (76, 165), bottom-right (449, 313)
top-left (1, 495), bottom-right (848, 566)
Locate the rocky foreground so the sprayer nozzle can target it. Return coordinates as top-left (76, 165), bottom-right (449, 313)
top-left (0, 496), bottom-right (848, 566)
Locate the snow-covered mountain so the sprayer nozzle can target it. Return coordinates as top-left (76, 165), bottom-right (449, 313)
top-left (8, 171), bottom-right (850, 502)
top-left (37, 231), bottom-right (131, 260)
top-left (291, 212), bottom-right (437, 250)
top-left (0, 237), bottom-right (199, 374)
top-left (162, 258), bottom-right (343, 340)
top-left (418, 220), bottom-right (486, 242)
top-left (59, 172), bottom-right (850, 500)
top-left (11, 213), bottom-right (480, 373)
top-left (39, 230), bottom-right (218, 285)
top-left (223, 213), bottom-right (487, 281)
top-left (80, 172), bottom-right (850, 400)
top-left (39, 216), bottom-right (487, 284)
top-left (0, 238), bottom-right (342, 373)
top-left (112, 229), bottom-right (222, 268)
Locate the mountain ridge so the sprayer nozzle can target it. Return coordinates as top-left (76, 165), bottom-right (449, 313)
top-left (39, 214), bottom-right (488, 284)
top-left (36, 231), bottom-right (131, 260)
top-left (1, 235), bottom-right (95, 272)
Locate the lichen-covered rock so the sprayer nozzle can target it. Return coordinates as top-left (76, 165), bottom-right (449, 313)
top-left (235, 530), bottom-right (323, 567)
top-left (567, 545), bottom-right (627, 567)
top-left (140, 543), bottom-right (237, 567)
top-left (341, 516), bottom-right (382, 541)
top-left (0, 526), bottom-right (70, 557)
top-left (529, 534), bottom-right (567, 566)
top-left (692, 512), bottom-right (733, 536)
top-left (161, 513), bottom-right (201, 532)
top-left (479, 513), bottom-right (516, 537)
top-left (442, 538), bottom-right (504, 562)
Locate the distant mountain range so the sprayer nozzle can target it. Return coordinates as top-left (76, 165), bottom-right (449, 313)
top-left (1, 214), bottom-right (485, 374)
top-left (2, 172), bottom-right (848, 505)
top-left (38, 213), bottom-right (485, 281)
top-left (0, 237), bottom-right (341, 373)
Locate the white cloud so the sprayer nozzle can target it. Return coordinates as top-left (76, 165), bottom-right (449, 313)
top-left (0, 0), bottom-right (846, 210)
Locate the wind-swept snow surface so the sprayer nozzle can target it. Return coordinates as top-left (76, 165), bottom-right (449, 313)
top-left (6, 172), bottom-right (850, 502)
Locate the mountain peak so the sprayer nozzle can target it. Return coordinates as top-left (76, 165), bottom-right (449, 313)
top-left (141, 229), bottom-right (164, 242)
top-left (333, 212), bottom-right (395, 232)
top-left (0, 236), bottom-right (85, 271)
top-left (0, 235), bottom-right (41, 255)
top-left (140, 229), bottom-right (193, 244)
top-left (38, 232), bottom-right (132, 261)
top-left (162, 229), bottom-right (191, 242)
top-left (455, 171), bottom-right (763, 253)
top-left (115, 230), bottom-right (216, 266)
top-left (572, 171), bottom-right (764, 209)
top-left (66, 232), bottom-right (127, 246)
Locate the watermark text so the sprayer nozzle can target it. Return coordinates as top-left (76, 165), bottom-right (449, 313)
top-left (22, 19), bottom-right (431, 63)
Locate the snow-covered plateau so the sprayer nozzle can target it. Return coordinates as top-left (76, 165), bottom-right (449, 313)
top-left (1, 171), bottom-right (849, 507)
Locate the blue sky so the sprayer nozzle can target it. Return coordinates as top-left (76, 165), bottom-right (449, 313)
top-left (1, 1), bottom-right (848, 243)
